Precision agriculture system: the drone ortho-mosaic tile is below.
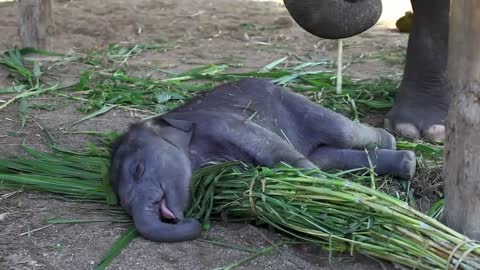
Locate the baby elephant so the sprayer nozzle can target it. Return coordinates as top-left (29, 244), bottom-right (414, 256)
top-left (109, 78), bottom-right (416, 243)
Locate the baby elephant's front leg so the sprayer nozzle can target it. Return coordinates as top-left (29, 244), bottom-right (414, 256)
top-left (231, 122), bottom-right (318, 171)
top-left (252, 140), bottom-right (319, 171)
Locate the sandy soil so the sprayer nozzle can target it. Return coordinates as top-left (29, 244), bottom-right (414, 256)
top-left (0, 0), bottom-right (413, 269)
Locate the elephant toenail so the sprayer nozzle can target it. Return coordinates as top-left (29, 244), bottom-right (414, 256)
top-left (395, 123), bottom-right (420, 139)
top-left (423, 125), bottom-right (445, 142)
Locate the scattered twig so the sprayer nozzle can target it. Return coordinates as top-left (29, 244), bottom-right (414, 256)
top-left (31, 116), bottom-right (58, 144)
top-left (19, 224), bottom-right (54, 236)
top-left (0, 190), bottom-right (23, 201)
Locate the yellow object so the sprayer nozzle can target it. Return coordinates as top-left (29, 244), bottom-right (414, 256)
top-left (396, 11), bottom-right (414, 33)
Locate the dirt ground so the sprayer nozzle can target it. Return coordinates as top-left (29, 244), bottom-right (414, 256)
top-left (0, 0), bottom-right (414, 269)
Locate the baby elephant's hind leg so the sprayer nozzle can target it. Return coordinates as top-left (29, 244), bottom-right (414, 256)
top-left (308, 147), bottom-right (416, 179)
top-left (277, 86), bottom-right (396, 150)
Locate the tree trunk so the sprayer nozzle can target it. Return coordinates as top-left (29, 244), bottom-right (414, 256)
top-left (444, 0), bottom-right (480, 240)
top-left (16, 0), bottom-right (54, 49)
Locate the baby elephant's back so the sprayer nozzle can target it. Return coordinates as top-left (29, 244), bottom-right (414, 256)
top-left (176, 78), bottom-right (284, 116)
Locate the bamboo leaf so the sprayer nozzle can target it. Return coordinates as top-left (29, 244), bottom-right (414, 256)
top-left (18, 98), bottom-right (28, 129)
top-left (96, 226), bottom-right (138, 270)
top-left (69, 104), bottom-right (118, 127)
top-left (0, 85), bottom-right (26, 94)
top-left (32, 61), bottom-right (42, 87)
top-left (426, 199), bottom-right (444, 220)
top-left (0, 84), bottom-right (59, 111)
top-left (260, 56), bottom-right (288, 72)
top-left (19, 47), bottom-right (65, 57)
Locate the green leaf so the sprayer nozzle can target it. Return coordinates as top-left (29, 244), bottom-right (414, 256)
top-left (415, 143), bottom-right (443, 155)
top-left (69, 104), bottom-right (118, 127)
top-left (426, 199), bottom-right (444, 219)
top-left (19, 47), bottom-right (65, 57)
top-left (0, 84), bottom-right (58, 110)
top-left (29, 103), bottom-right (55, 111)
top-left (75, 71), bottom-right (91, 91)
top-left (96, 226), bottom-right (138, 270)
top-left (32, 61), bottom-right (42, 86)
top-left (357, 99), bottom-right (393, 109)
top-left (18, 98), bottom-right (28, 129)
top-left (156, 92), bottom-right (172, 103)
top-left (0, 48), bottom-right (33, 83)
top-left (214, 243), bottom-right (279, 270)
top-left (0, 85), bottom-right (26, 94)
top-left (260, 56), bottom-right (288, 72)
top-left (102, 162), bottom-right (118, 206)
top-left (292, 60), bottom-right (331, 70)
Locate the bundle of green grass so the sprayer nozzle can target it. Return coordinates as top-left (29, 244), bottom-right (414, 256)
top-left (1, 144), bottom-right (479, 270)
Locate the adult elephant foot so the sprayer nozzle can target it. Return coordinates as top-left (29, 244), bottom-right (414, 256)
top-left (385, 0), bottom-right (450, 143)
top-left (385, 85), bottom-right (449, 142)
top-left (282, 0), bottom-right (383, 39)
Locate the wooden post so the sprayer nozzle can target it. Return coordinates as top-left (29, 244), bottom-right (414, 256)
top-left (336, 39), bottom-right (343, 95)
top-left (444, 0), bottom-right (480, 240)
top-left (16, 0), bottom-right (54, 49)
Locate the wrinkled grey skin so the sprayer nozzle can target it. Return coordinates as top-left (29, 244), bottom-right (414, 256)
top-left (283, 0), bottom-right (450, 142)
top-left (283, 0), bottom-right (383, 39)
top-left (110, 78), bottom-right (416, 242)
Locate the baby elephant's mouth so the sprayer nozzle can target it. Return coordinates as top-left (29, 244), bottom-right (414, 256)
top-left (154, 197), bottom-right (177, 223)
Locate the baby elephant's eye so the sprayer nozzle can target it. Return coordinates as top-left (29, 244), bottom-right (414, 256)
top-left (132, 162), bottom-right (145, 182)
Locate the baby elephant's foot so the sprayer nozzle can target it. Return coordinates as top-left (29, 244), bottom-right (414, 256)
top-left (308, 147), bottom-right (415, 179)
top-left (375, 149), bottom-right (416, 179)
top-left (375, 128), bottom-right (397, 150)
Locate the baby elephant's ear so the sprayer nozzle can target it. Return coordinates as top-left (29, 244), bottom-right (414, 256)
top-left (151, 117), bottom-right (194, 149)
top-left (162, 118), bottom-right (193, 132)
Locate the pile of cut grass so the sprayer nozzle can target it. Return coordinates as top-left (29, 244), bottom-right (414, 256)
top-left (190, 162), bottom-right (480, 270)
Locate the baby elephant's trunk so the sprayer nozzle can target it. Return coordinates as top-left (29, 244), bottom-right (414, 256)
top-left (132, 197), bottom-right (202, 242)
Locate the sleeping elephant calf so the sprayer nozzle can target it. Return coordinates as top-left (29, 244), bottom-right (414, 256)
top-left (109, 78), bottom-right (416, 242)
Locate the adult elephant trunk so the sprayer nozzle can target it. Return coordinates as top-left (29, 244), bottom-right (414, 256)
top-left (283, 0), bottom-right (383, 39)
top-left (132, 196), bottom-right (202, 242)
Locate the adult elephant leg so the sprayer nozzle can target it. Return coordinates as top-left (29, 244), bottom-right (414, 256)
top-left (308, 147), bottom-right (416, 179)
top-left (385, 0), bottom-right (450, 142)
